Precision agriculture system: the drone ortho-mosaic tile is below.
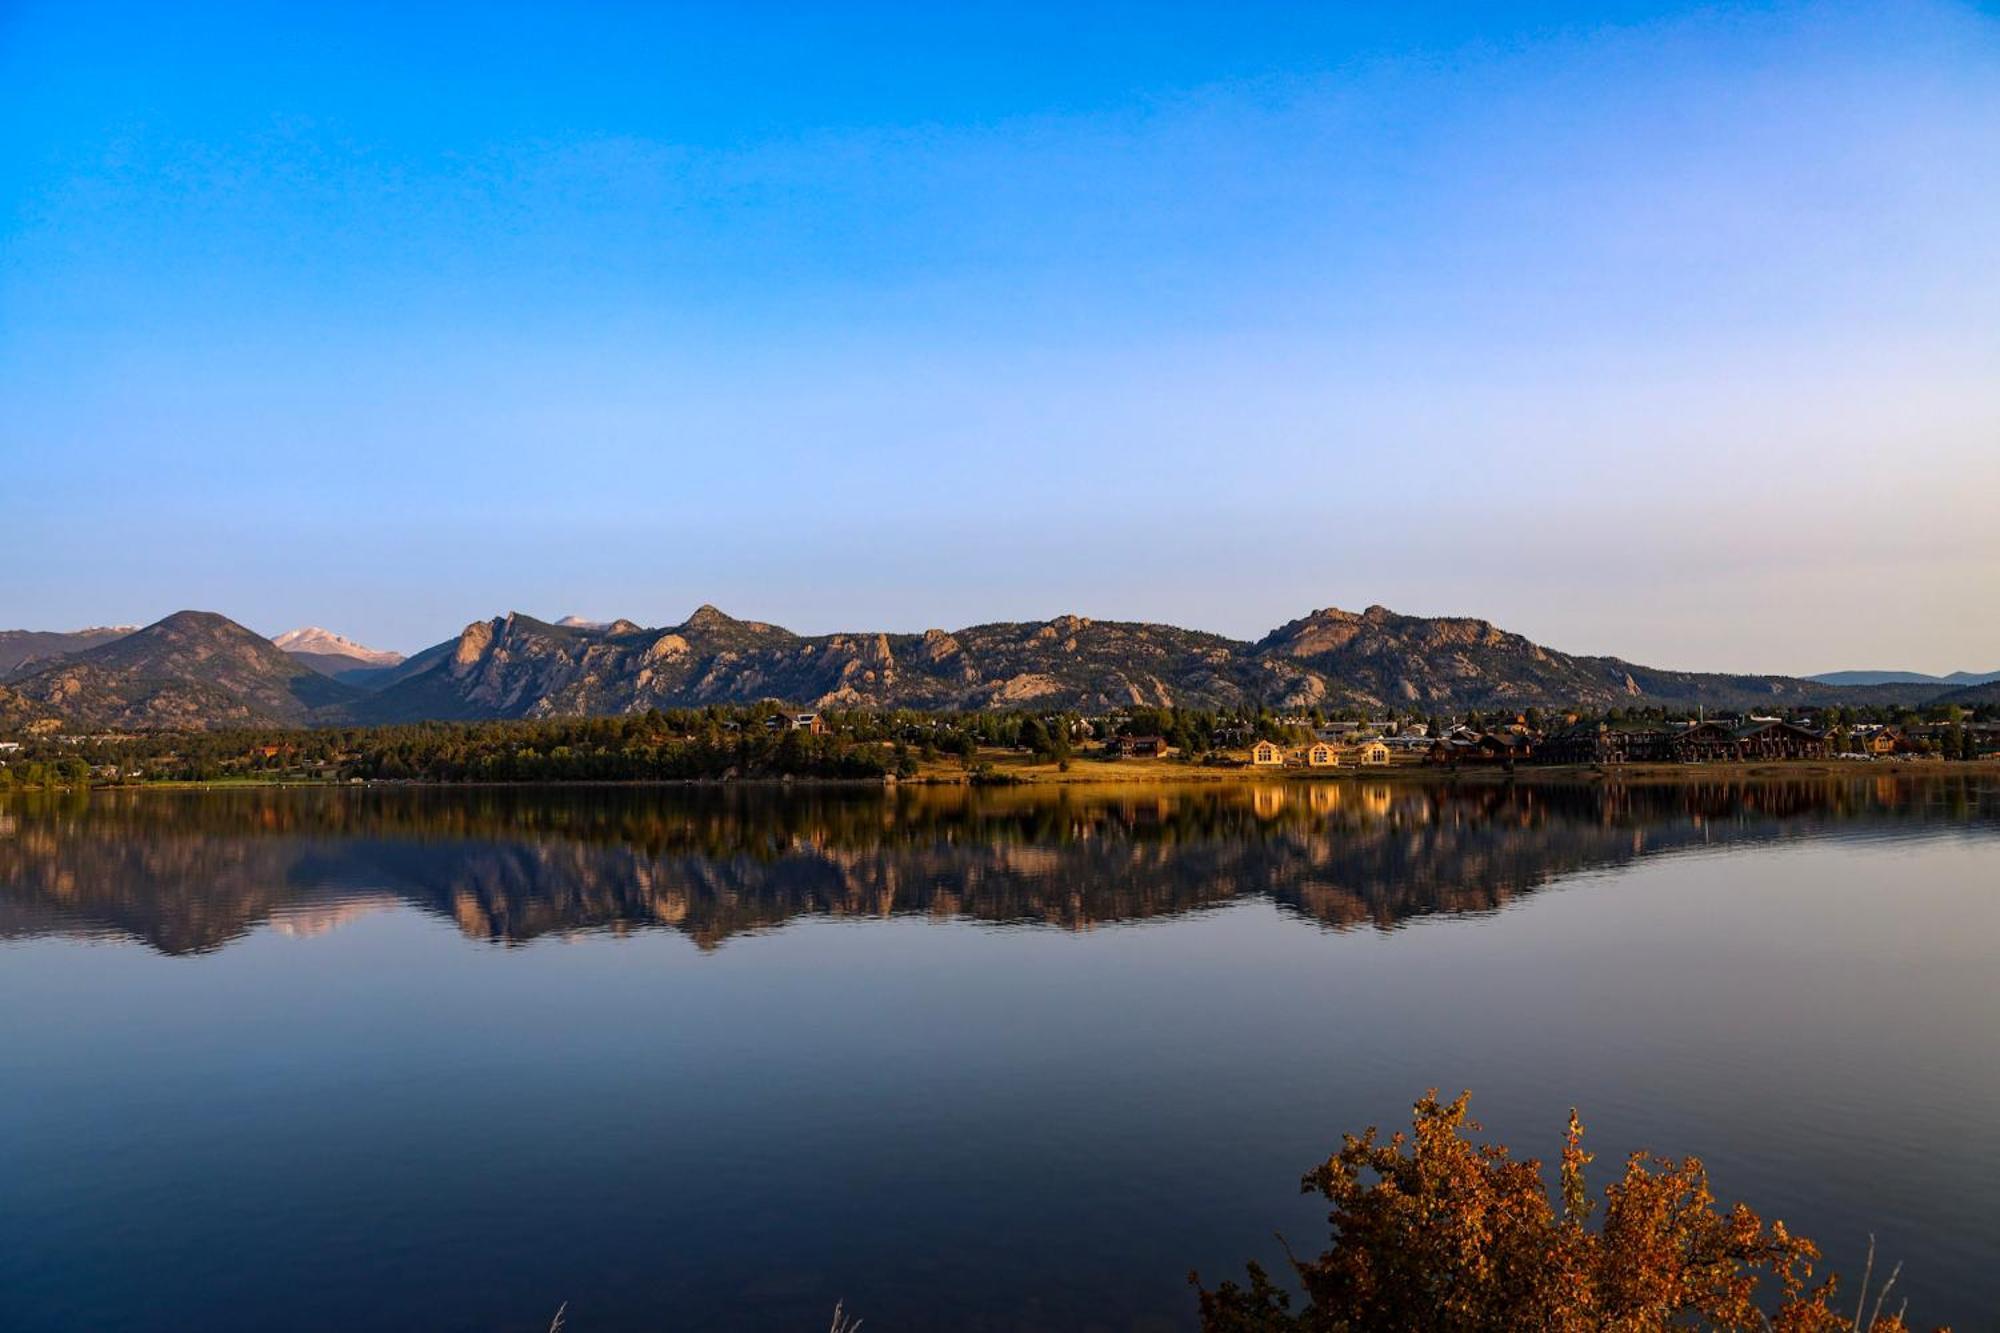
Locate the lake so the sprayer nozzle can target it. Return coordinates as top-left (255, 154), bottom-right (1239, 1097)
top-left (2, 777), bottom-right (1996, 1331)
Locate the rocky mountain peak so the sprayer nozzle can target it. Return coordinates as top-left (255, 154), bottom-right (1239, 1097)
top-left (684, 604), bottom-right (736, 630)
top-left (452, 619), bottom-right (498, 671)
top-left (1259, 606), bottom-right (1366, 656)
top-left (4, 610), bottom-right (360, 729)
top-left (272, 626), bottom-right (404, 666)
top-left (153, 609), bottom-right (240, 635)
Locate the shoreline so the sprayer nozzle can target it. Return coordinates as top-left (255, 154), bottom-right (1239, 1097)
top-left (48, 756), bottom-right (2000, 794)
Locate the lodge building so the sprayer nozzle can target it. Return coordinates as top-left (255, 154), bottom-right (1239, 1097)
top-left (1535, 719), bottom-right (1830, 765)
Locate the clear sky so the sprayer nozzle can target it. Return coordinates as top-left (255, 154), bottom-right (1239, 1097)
top-left (3, 1), bottom-right (1995, 673)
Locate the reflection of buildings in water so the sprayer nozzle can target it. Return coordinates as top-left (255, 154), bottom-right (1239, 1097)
top-left (0, 775), bottom-right (1992, 956)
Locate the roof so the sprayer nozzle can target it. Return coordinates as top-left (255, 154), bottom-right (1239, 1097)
top-left (1729, 720), bottom-right (1824, 741)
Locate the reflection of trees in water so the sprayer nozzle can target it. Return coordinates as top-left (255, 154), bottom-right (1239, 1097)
top-left (0, 777), bottom-right (1993, 956)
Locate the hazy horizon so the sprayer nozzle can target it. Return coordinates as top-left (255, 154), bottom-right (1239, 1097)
top-left (4, 1), bottom-right (1996, 675)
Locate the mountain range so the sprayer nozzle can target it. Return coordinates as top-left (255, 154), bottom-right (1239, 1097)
top-left (0, 605), bottom-right (1989, 732)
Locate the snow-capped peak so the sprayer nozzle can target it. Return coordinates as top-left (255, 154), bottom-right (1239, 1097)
top-left (272, 626), bottom-right (404, 666)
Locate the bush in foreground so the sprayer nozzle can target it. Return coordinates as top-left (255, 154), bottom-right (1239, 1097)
top-left (1193, 1091), bottom-right (1940, 1332)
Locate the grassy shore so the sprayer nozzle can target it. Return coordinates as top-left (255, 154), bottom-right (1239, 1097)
top-left (903, 750), bottom-right (2000, 786)
top-left (49, 753), bottom-right (2000, 794)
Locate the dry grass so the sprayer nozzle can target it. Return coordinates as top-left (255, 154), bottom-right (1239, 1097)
top-left (543, 1298), bottom-right (858, 1330)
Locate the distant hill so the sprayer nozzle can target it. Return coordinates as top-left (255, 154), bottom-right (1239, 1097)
top-left (273, 626), bottom-right (407, 686)
top-left (336, 637), bottom-right (457, 694)
top-left (1934, 678), bottom-right (2000, 708)
top-left (1807, 669), bottom-right (2000, 687)
top-left (7, 611), bottom-right (363, 729)
top-left (0, 626), bottom-right (135, 680)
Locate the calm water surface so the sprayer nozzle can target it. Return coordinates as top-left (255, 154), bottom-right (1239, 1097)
top-left (2, 777), bottom-right (1996, 1331)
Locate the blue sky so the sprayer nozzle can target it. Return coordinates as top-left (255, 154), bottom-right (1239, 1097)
top-left (3, 1), bottom-right (1996, 672)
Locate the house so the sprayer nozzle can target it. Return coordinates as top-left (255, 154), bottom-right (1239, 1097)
top-left (789, 713), bottom-right (828, 734)
top-left (1426, 738), bottom-right (1475, 766)
top-left (1120, 735), bottom-right (1172, 759)
top-left (1250, 739), bottom-right (1286, 767)
top-left (1536, 723), bottom-right (1632, 765)
top-left (1651, 719), bottom-right (1829, 763)
top-left (1430, 733), bottom-right (1531, 767)
top-left (1305, 741), bottom-right (1340, 768)
top-left (1349, 740), bottom-right (1391, 766)
top-left (1659, 720), bottom-right (1741, 763)
top-left (1729, 720), bottom-right (1830, 761)
top-left (1866, 729), bottom-right (1902, 757)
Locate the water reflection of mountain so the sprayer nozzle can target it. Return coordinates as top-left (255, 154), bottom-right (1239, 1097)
top-left (1, 778), bottom-right (1994, 956)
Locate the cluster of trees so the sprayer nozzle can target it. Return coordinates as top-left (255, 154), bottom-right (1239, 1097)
top-left (0, 711), bottom-right (893, 785)
top-left (338, 718), bottom-right (891, 782)
top-left (0, 757), bottom-right (91, 791)
top-left (4, 695), bottom-right (1995, 790)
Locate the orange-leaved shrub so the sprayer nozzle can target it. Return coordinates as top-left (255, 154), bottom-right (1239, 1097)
top-left (1192, 1091), bottom-right (1941, 1332)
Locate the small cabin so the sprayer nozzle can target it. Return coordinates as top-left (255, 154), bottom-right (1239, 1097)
top-left (1350, 740), bottom-right (1390, 766)
top-left (1250, 739), bottom-right (1286, 767)
top-left (1866, 730), bottom-right (1900, 757)
top-left (1120, 735), bottom-right (1171, 759)
top-left (789, 713), bottom-right (828, 734)
top-left (1305, 741), bottom-right (1340, 768)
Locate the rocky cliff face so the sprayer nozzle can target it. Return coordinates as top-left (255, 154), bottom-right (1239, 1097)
top-left (355, 606), bottom-right (1335, 721)
top-left (350, 601), bottom-right (1923, 722)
